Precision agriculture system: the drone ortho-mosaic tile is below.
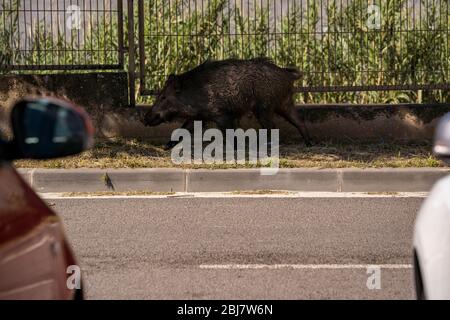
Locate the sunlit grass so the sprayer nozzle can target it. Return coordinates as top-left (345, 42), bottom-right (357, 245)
top-left (14, 138), bottom-right (446, 169)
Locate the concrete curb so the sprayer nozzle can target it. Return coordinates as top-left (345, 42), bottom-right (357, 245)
top-left (19, 168), bottom-right (185, 193)
top-left (17, 168), bottom-right (449, 193)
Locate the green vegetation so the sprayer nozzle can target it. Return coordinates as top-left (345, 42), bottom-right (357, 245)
top-left (0, 0), bottom-right (119, 71)
top-left (0, 0), bottom-right (18, 73)
top-left (140, 0), bottom-right (450, 104)
top-left (1, 0), bottom-right (449, 103)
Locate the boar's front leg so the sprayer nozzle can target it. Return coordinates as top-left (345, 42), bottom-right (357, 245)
top-left (255, 108), bottom-right (276, 146)
top-left (215, 114), bottom-right (236, 135)
top-left (165, 120), bottom-right (195, 150)
top-left (215, 115), bottom-right (241, 150)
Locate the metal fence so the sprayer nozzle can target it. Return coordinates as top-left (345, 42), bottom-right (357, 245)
top-left (137, 0), bottom-right (450, 96)
top-left (1, 1), bottom-right (449, 104)
top-left (0, 0), bottom-right (124, 70)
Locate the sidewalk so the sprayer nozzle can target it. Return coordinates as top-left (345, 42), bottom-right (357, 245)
top-left (18, 168), bottom-right (449, 193)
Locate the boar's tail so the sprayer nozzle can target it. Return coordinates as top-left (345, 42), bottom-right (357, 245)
top-left (284, 67), bottom-right (303, 81)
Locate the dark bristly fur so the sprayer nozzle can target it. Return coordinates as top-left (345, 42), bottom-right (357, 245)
top-left (142, 58), bottom-right (311, 147)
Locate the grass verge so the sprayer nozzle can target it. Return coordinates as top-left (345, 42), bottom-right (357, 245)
top-left (14, 138), bottom-right (445, 169)
top-left (62, 191), bottom-right (176, 197)
top-left (230, 190), bottom-right (293, 195)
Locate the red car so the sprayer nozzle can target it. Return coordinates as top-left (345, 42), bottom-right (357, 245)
top-left (0, 97), bottom-right (94, 299)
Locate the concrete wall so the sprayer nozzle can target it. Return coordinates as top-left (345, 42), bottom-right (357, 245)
top-left (0, 72), bottom-right (129, 139)
top-left (1, 72), bottom-right (449, 143)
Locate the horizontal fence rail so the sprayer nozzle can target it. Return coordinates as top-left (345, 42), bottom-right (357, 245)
top-left (0, 0), bottom-right (124, 71)
top-left (138, 0), bottom-right (450, 97)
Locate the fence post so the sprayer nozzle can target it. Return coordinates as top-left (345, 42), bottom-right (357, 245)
top-left (128, 0), bottom-right (136, 107)
top-left (117, 0), bottom-right (125, 69)
top-left (138, 0), bottom-right (146, 94)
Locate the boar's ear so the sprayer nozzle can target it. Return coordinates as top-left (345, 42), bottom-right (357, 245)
top-left (167, 74), bottom-right (182, 93)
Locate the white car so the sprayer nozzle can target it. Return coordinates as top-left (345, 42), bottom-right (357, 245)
top-left (413, 112), bottom-right (450, 300)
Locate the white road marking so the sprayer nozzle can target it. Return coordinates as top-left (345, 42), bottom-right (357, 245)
top-left (39, 191), bottom-right (428, 200)
top-left (199, 264), bottom-right (413, 270)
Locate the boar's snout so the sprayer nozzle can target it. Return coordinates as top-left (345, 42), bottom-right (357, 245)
top-left (143, 109), bottom-right (165, 127)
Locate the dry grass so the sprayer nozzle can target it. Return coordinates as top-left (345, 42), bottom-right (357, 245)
top-left (365, 192), bottom-right (400, 196)
top-left (230, 190), bottom-right (292, 195)
top-left (14, 137), bottom-right (445, 169)
top-left (62, 190), bottom-right (175, 197)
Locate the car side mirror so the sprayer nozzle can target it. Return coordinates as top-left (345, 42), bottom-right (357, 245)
top-left (434, 112), bottom-right (450, 164)
top-left (9, 97), bottom-right (94, 160)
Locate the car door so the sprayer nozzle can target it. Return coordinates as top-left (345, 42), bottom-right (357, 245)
top-left (0, 161), bottom-right (75, 300)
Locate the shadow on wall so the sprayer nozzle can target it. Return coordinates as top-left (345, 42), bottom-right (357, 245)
top-left (132, 103), bottom-right (450, 144)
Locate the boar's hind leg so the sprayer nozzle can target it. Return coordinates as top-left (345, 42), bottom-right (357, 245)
top-left (277, 108), bottom-right (312, 147)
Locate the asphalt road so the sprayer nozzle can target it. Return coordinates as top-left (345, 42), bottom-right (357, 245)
top-left (51, 196), bottom-right (423, 299)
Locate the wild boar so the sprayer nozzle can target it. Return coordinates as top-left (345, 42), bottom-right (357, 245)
top-left (142, 58), bottom-right (311, 147)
